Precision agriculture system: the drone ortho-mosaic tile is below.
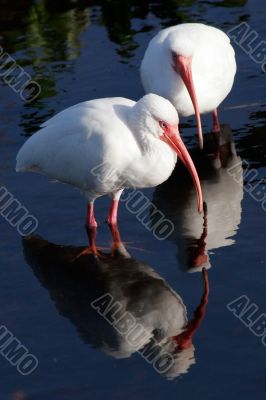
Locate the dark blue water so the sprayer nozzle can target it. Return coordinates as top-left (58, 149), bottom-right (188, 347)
top-left (0, 0), bottom-right (266, 399)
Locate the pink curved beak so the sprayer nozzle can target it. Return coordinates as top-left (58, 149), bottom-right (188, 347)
top-left (175, 55), bottom-right (203, 150)
top-left (161, 127), bottom-right (203, 213)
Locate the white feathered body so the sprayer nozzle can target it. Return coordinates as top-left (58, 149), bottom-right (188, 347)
top-left (141, 23), bottom-right (236, 116)
top-left (16, 97), bottom-right (177, 200)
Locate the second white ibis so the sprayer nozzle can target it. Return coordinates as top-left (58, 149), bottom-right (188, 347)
top-left (141, 23), bottom-right (237, 148)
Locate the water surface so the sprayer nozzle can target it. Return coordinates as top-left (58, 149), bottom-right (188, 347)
top-left (0, 1), bottom-right (266, 399)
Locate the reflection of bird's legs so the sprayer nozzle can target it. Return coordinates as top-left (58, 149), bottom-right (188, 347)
top-left (199, 201), bottom-right (208, 245)
top-left (107, 189), bottom-right (123, 252)
top-left (212, 109), bottom-right (221, 133)
top-left (212, 111), bottom-right (221, 167)
top-left (189, 202), bottom-right (208, 268)
top-left (173, 267), bottom-right (209, 350)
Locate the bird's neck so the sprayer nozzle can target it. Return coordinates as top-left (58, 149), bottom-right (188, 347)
top-left (129, 138), bottom-right (177, 189)
top-left (127, 103), bottom-right (177, 180)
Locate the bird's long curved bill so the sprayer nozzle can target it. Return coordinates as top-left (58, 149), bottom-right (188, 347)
top-left (176, 55), bottom-right (203, 149)
top-left (164, 132), bottom-right (203, 213)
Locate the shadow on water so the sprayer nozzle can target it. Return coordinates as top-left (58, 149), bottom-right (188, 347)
top-left (153, 125), bottom-right (244, 272)
top-left (23, 234), bottom-right (209, 380)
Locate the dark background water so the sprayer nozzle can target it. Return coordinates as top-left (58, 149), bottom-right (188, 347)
top-left (0, 0), bottom-right (266, 399)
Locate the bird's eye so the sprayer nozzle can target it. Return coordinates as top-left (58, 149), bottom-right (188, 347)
top-left (159, 120), bottom-right (167, 130)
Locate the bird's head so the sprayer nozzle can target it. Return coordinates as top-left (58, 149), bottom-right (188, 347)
top-left (168, 32), bottom-right (203, 149)
top-left (131, 94), bottom-right (203, 213)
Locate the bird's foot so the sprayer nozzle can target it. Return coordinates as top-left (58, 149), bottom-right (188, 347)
top-left (111, 240), bottom-right (130, 258)
top-left (212, 125), bottom-right (221, 134)
top-left (71, 246), bottom-right (99, 261)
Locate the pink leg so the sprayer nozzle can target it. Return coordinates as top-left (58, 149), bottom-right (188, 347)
top-left (107, 200), bottom-right (122, 251)
top-left (107, 199), bottom-right (119, 226)
top-left (73, 202), bottom-right (98, 259)
top-left (107, 190), bottom-right (123, 250)
top-left (212, 109), bottom-right (221, 133)
top-left (86, 202), bottom-right (98, 255)
top-left (109, 223), bottom-right (122, 253)
top-left (86, 202), bottom-right (97, 229)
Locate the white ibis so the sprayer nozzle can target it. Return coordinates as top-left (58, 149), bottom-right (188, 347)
top-left (141, 23), bottom-right (237, 149)
top-left (16, 94), bottom-right (203, 254)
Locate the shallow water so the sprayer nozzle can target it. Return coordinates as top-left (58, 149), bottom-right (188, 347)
top-left (0, 0), bottom-right (266, 399)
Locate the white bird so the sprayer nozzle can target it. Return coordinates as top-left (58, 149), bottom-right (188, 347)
top-left (141, 23), bottom-right (237, 149)
top-left (16, 93), bottom-right (203, 254)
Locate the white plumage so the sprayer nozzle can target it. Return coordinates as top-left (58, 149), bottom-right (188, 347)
top-left (141, 23), bottom-right (237, 148)
top-left (17, 95), bottom-right (184, 196)
top-left (16, 93), bottom-right (202, 253)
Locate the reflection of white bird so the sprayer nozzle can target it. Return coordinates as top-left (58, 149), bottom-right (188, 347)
top-left (16, 94), bottom-right (202, 254)
top-left (24, 235), bottom-right (209, 379)
top-left (153, 126), bottom-right (243, 272)
top-left (141, 23), bottom-right (237, 148)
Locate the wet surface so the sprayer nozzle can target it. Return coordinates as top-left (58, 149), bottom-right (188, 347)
top-left (0, 0), bottom-right (266, 399)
